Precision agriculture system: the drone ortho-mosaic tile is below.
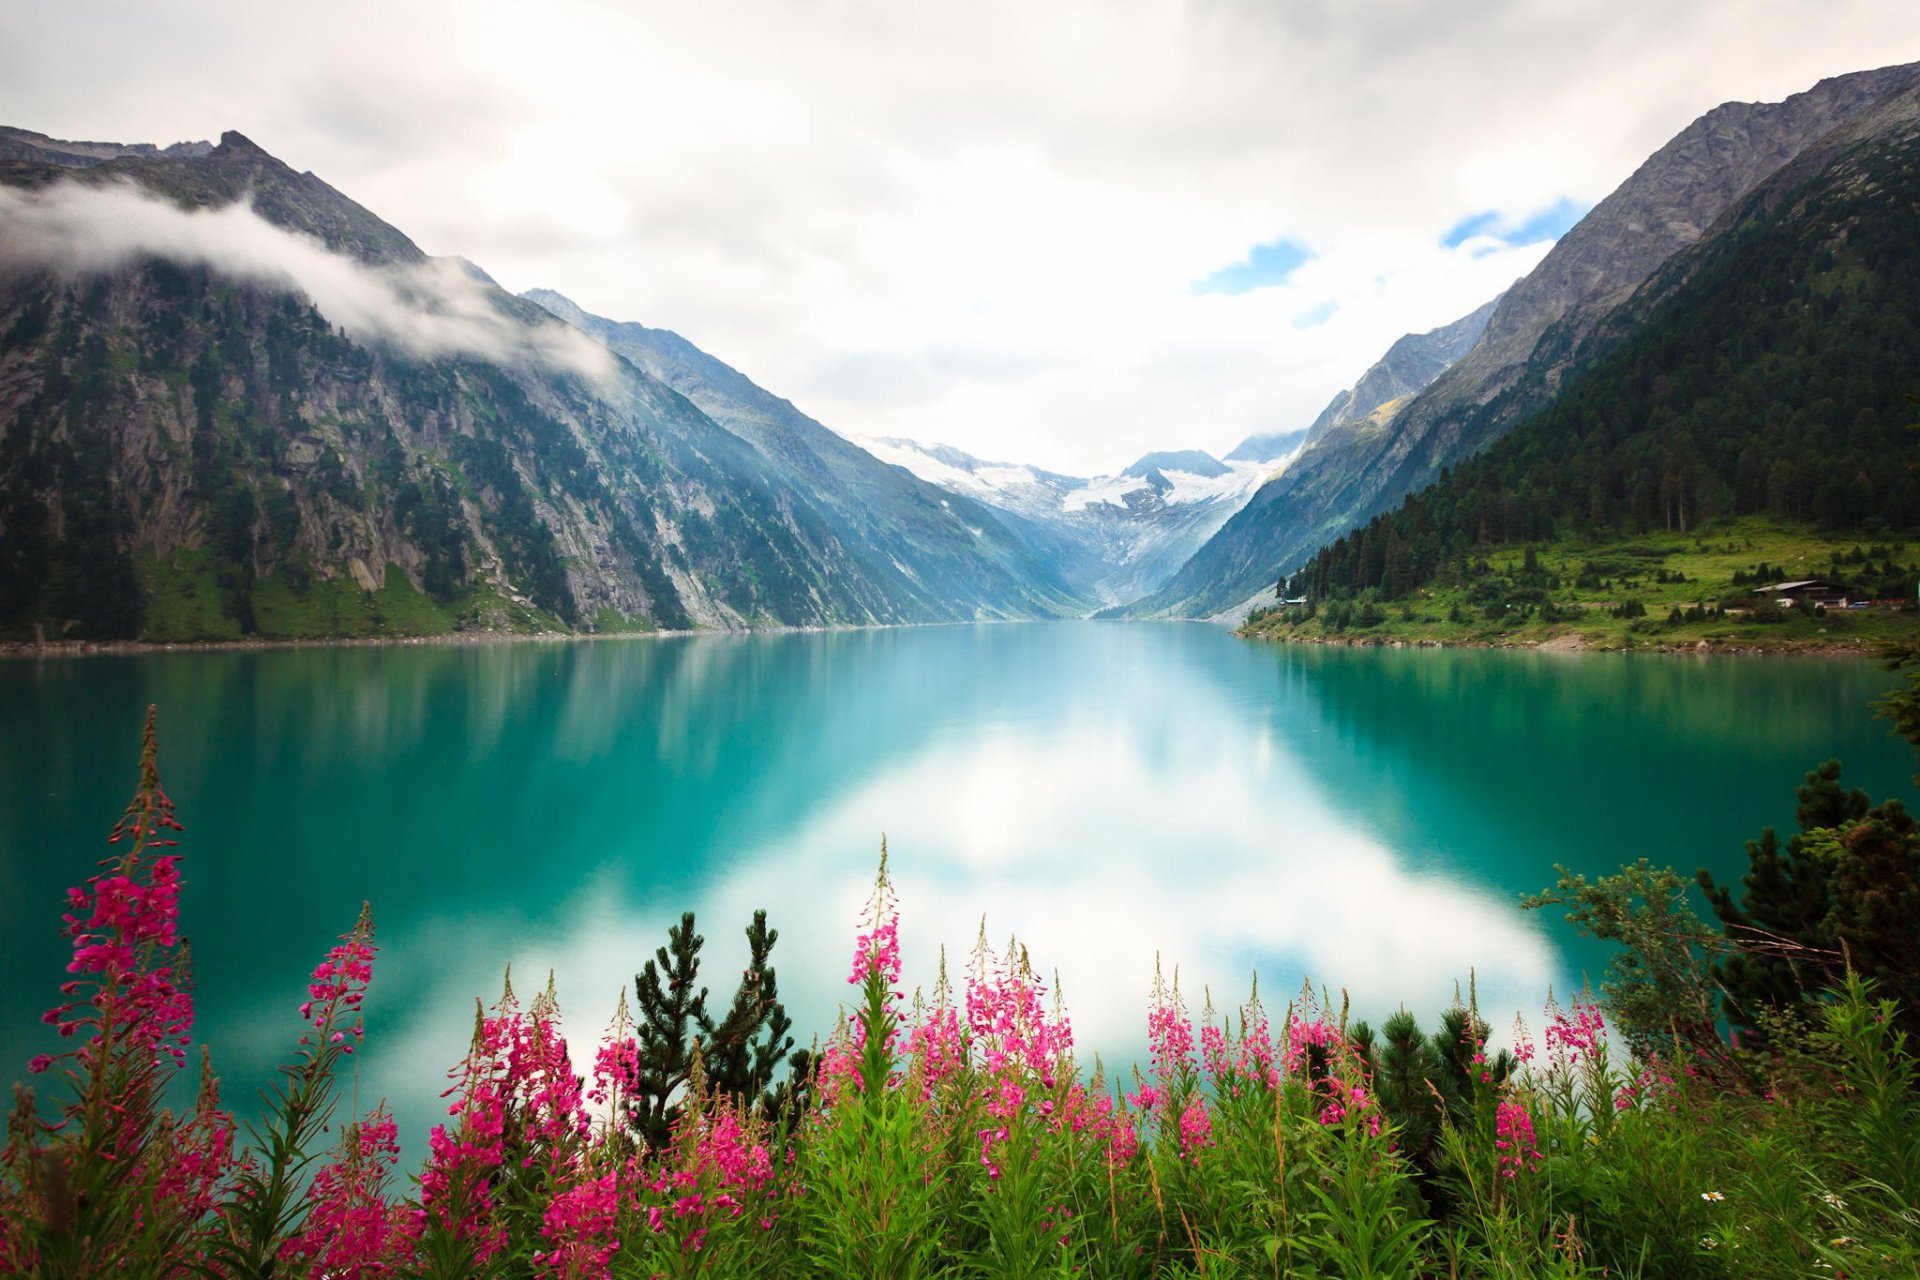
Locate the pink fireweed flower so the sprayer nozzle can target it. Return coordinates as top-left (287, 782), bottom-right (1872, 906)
top-left (1176, 1096), bottom-right (1213, 1162)
top-left (1200, 1009), bottom-right (1230, 1086)
top-left (905, 999), bottom-right (965, 1096)
top-left (1494, 1096), bottom-right (1543, 1177)
top-left (286, 1107), bottom-right (415, 1279)
top-left (849, 842), bottom-right (903, 992)
top-left (301, 906), bottom-right (377, 1049)
top-left (583, 990), bottom-right (645, 1113)
top-left (1047, 1083), bottom-right (1138, 1168)
top-left (1284, 1014), bottom-right (1340, 1079)
top-left (511, 990), bottom-right (591, 1166)
top-left (42, 720), bottom-right (193, 1074)
top-left (533, 1170), bottom-right (622, 1279)
top-left (1511, 1014), bottom-right (1536, 1067)
top-left (977, 1124), bottom-right (1010, 1179)
top-left (416, 989), bottom-right (524, 1262)
top-left (816, 1031), bottom-right (865, 1105)
top-left (1232, 987), bottom-right (1280, 1089)
top-left (1544, 995), bottom-right (1606, 1064)
top-left (966, 937), bottom-right (1070, 1076)
top-left (1316, 1082), bottom-right (1382, 1136)
top-left (1146, 961), bottom-right (1195, 1088)
top-left (849, 914), bottom-right (902, 991)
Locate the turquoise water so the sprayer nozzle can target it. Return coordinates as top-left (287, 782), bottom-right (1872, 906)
top-left (1, 624), bottom-right (1910, 1150)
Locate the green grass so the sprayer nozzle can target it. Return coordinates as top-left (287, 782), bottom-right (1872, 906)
top-left (591, 606), bottom-right (656, 634)
top-left (251, 561), bottom-right (457, 640)
top-left (135, 548), bottom-right (244, 643)
top-left (1245, 516), bottom-right (1920, 652)
top-left (139, 552), bottom-right (477, 643)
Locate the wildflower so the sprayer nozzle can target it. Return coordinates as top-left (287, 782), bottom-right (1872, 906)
top-left (1700, 1236), bottom-right (1719, 1250)
top-left (1145, 958), bottom-right (1194, 1087)
top-left (1510, 1013), bottom-right (1536, 1066)
top-left (848, 845), bottom-right (903, 992)
top-left (1544, 995), bottom-right (1606, 1064)
top-left (284, 1107), bottom-right (415, 1279)
top-left (42, 708), bottom-right (194, 1077)
top-left (1176, 1096), bottom-right (1212, 1162)
top-left (533, 1170), bottom-right (622, 1278)
top-left (1701, 1190), bottom-right (1725, 1202)
top-left (1821, 1192), bottom-right (1847, 1208)
top-left (1494, 1098), bottom-right (1543, 1177)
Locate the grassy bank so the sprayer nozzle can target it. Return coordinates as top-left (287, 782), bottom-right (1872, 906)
top-left (1243, 517), bottom-right (1920, 653)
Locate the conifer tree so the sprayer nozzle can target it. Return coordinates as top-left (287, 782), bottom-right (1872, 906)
top-left (628, 909), bottom-right (804, 1148)
top-left (1701, 749), bottom-right (1920, 1041)
top-left (630, 913), bottom-right (709, 1148)
top-left (1375, 1010), bottom-right (1442, 1163)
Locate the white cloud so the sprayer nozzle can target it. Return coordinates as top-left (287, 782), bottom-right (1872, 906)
top-left (0, 181), bottom-right (612, 379)
top-left (3, 0), bottom-right (1919, 471)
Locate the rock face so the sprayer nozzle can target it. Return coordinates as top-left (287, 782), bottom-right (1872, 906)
top-left (521, 289), bottom-right (1090, 623)
top-left (1223, 428), bottom-right (1310, 464)
top-left (1301, 297), bottom-right (1499, 446)
top-left (1131, 59), bottom-right (1920, 619)
top-left (0, 131), bottom-right (1084, 641)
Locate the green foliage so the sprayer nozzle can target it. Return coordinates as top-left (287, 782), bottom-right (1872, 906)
top-left (1284, 134), bottom-right (1920, 612)
top-left (627, 911), bottom-right (801, 1149)
top-left (1521, 860), bottom-right (1720, 1056)
top-left (1701, 758), bottom-right (1920, 1041)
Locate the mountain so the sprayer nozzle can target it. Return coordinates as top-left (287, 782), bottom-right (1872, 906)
top-left (0, 129), bottom-right (1084, 642)
top-left (856, 436), bottom-right (1304, 607)
top-left (525, 287), bottom-right (1310, 610)
top-left (1224, 428), bottom-right (1311, 464)
top-left (1119, 295), bottom-right (1500, 616)
top-left (520, 288), bottom-right (1093, 619)
top-left (1281, 84), bottom-right (1920, 608)
top-left (1299, 297), bottom-right (1499, 446)
top-left (1131, 60), bottom-right (1920, 619)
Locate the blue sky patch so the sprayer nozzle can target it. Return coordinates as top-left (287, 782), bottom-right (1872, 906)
top-left (1292, 299), bottom-right (1338, 329)
top-left (1441, 196), bottom-right (1590, 249)
top-left (1193, 238), bottom-right (1312, 295)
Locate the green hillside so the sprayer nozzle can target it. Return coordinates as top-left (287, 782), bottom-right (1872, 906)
top-left (1244, 517), bottom-right (1920, 651)
top-left (1248, 126), bottom-right (1920, 649)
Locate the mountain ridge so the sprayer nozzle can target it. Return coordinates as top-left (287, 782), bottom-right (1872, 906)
top-left (0, 130), bottom-right (1084, 641)
top-left (1128, 59), bottom-right (1920, 619)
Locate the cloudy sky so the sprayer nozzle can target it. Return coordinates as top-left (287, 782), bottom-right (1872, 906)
top-left (5, 2), bottom-right (1920, 475)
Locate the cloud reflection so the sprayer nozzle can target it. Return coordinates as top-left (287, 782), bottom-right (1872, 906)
top-left (368, 676), bottom-right (1558, 1153)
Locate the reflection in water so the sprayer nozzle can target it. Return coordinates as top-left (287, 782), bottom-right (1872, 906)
top-left (0, 626), bottom-right (1908, 1161)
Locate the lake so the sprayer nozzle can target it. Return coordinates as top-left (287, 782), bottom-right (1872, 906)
top-left (1, 623), bottom-right (1910, 1150)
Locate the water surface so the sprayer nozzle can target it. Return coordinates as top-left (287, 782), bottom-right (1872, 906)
top-left (1, 624), bottom-right (1909, 1148)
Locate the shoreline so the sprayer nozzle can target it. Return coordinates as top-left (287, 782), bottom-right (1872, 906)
top-left (0, 615), bottom-right (1044, 662)
top-left (4, 615), bottom-right (1890, 661)
top-left (0, 624), bottom-right (714, 662)
top-left (1235, 627), bottom-right (1885, 658)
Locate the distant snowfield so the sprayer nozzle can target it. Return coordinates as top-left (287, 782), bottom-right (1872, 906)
top-left (1061, 473), bottom-right (1149, 512)
top-left (854, 433), bottom-right (1302, 609)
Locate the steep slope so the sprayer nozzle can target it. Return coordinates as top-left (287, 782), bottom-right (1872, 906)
top-left (1123, 295), bottom-right (1499, 616)
top-left (1137, 59), bottom-right (1920, 618)
top-left (1224, 427), bottom-right (1310, 464)
top-left (1280, 99), bottom-right (1920, 609)
top-left (521, 289), bottom-right (1087, 620)
top-left (0, 130), bottom-right (1082, 642)
top-left (1300, 296), bottom-right (1498, 446)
